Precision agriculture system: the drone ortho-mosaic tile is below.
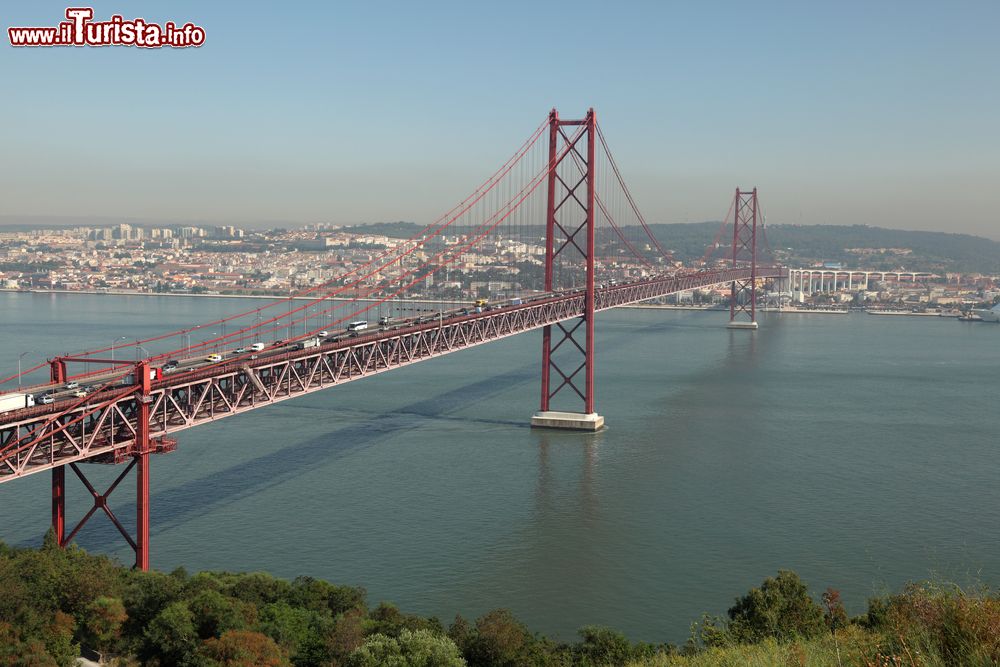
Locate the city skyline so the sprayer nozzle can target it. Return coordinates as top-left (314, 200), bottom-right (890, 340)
top-left (3, 1), bottom-right (998, 237)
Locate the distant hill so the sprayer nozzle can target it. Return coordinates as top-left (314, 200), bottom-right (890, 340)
top-left (649, 223), bottom-right (1000, 274)
top-left (770, 224), bottom-right (1000, 273)
top-left (0, 215), bottom-right (302, 231)
top-left (339, 221), bottom-right (423, 238)
top-left (343, 221), bottom-right (1000, 273)
top-left (6, 216), bottom-right (993, 274)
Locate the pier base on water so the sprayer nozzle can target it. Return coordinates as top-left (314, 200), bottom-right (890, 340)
top-left (726, 321), bottom-right (759, 330)
top-left (530, 411), bottom-right (604, 432)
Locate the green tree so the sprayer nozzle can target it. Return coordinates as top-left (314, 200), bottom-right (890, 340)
top-left (187, 589), bottom-right (253, 640)
top-left (366, 602), bottom-right (441, 638)
top-left (83, 596), bottom-right (127, 653)
top-left (862, 596), bottom-right (891, 630)
top-left (143, 601), bottom-right (199, 666)
top-left (726, 570), bottom-right (826, 643)
top-left (346, 629), bottom-right (465, 667)
top-left (183, 571), bottom-right (225, 598)
top-left (290, 576), bottom-right (335, 613)
top-left (0, 621), bottom-right (58, 667)
top-left (288, 575), bottom-right (364, 616)
top-left (688, 613), bottom-right (731, 649)
top-left (225, 572), bottom-right (293, 608)
top-left (290, 614), bottom-right (336, 667)
top-left (56, 546), bottom-right (122, 622)
top-left (324, 608), bottom-right (366, 666)
top-left (466, 609), bottom-right (533, 667)
top-left (367, 602), bottom-right (407, 637)
top-left (575, 625), bottom-right (643, 666)
top-left (16, 534), bottom-right (66, 614)
top-left (199, 630), bottom-right (291, 667)
top-left (447, 615), bottom-right (472, 655)
top-left (122, 568), bottom-right (185, 647)
top-left (326, 583), bottom-right (367, 617)
top-left (258, 601), bottom-right (315, 655)
top-left (0, 555), bottom-right (36, 636)
top-left (822, 587), bottom-right (849, 633)
top-left (42, 611), bottom-right (79, 667)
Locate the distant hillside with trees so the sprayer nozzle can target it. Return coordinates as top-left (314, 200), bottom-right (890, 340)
top-left (762, 224), bottom-right (1000, 274)
top-left (339, 222), bottom-right (422, 239)
top-left (343, 221), bottom-right (1000, 274)
top-left (646, 223), bottom-right (1000, 273)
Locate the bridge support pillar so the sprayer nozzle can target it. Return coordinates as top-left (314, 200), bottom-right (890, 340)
top-left (51, 466), bottom-right (65, 544)
top-left (728, 187), bottom-right (759, 330)
top-left (533, 108), bottom-right (604, 431)
top-left (136, 450), bottom-right (149, 571)
top-left (135, 361), bottom-right (151, 571)
top-left (47, 361), bottom-right (155, 570)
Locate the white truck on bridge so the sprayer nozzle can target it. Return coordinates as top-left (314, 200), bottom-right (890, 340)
top-left (0, 393), bottom-right (35, 413)
top-left (294, 337), bottom-right (321, 350)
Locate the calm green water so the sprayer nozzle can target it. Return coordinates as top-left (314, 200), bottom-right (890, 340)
top-left (1, 292), bottom-right (998, 643)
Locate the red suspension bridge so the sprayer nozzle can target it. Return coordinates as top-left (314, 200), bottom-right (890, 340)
top-left (0, 109), bottom-right (786, 569)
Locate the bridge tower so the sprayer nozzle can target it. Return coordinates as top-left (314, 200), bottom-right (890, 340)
top-left (531, 108), bottom-right (603, 431)
top-left (727, 187), bottom-right (760, 330)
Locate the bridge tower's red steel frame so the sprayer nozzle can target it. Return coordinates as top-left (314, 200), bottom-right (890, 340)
top-left (729, 187), bottom-right (759, 326)
top-left (539, 108), bottom-right (598, 415)
top-left (49, 359), bottom-right (160, 570)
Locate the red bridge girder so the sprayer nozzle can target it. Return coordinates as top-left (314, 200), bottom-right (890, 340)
top-left (0, 267), bottom-right (785, 485)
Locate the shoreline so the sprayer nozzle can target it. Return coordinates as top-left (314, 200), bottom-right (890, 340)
top-left (762, 307), bottom-right (849, 315)
top-left (2, 290), bottom-right (975, 320)
top-left (2, 288), bottom-right (461, 305)
top-left (627, 304), bottom-right (852, 315)
top-left (621, 304), bottom-right (723, 311)
top-left (866, 309), bottom-right (947, 317)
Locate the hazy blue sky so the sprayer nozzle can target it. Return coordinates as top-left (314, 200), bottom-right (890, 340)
top-left (2, 1), bottom-right (998, 236)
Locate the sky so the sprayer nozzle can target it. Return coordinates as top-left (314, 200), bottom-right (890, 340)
top-left (2, 0), bottom-right (998, 237)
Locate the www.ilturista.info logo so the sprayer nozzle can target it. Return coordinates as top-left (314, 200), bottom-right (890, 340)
top-left (8, 7), bottom-right (205, 48)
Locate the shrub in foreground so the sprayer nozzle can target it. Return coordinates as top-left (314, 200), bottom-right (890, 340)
top-left (2, 538), bottom-right (999, 667)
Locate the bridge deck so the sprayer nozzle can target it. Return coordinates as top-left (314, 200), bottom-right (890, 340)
top-left (0, 267), bottom-right (784, 482)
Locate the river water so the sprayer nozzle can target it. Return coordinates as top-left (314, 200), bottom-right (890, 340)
top-left (1, 291), bottom-right (998, 643)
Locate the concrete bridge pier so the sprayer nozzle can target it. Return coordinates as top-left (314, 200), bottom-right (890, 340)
top-left (531, 411), bottom-right (605, 432)
top-left (726, 320), bottom-right (759, 330)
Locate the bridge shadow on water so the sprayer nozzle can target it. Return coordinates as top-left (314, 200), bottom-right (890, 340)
top-left (25, 315), bottom-right (727, 553)
top-left (35, 362), bottom-right (542, 552)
